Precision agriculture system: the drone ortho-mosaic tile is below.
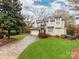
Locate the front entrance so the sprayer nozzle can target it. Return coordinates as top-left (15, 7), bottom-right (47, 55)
top-left (39, 28), bottom-right (46, 34)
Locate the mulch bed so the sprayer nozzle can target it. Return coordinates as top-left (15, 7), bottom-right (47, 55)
top-left (49, 35), bottom-right (62, 38)
top-left (0, 38), bottom-right (16, 46)
top-left (49, 36), bottom-right (79, 41)
top-left (72, 48), bottom-right (79, 59)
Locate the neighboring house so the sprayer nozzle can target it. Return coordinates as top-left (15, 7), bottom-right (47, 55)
top-left (30, 13), bottom-right (67, 36)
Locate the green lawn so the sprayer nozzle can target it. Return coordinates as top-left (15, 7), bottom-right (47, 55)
top-left (18, 38), bottom-right (79, 59)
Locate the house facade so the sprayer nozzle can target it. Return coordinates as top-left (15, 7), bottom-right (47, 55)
top-left (30, 14), bottom-right (67, 36)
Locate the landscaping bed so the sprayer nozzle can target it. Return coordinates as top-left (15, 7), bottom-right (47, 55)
top-left (0, 34), bottom-right (26, 46)
top-left (49, 35), bottom-right (79, 40)
top-left (18, 38), bottom-right (79, 59)
top-left (49, 35), bottom-right (62, 38)
top-left (0, 38), bottom-right (16, 46)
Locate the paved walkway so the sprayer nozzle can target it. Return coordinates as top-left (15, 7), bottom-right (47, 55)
top-left (0, 35), bottom-right (38, 59)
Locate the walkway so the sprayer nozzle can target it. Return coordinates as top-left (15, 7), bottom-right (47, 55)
top-left (0, 35), bottom-right (38, 59)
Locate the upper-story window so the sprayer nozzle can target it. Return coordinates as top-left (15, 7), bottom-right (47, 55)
top-left (56, 17), bottom-right (61, 24)
top-left (50, 19), bottom-right (55, 22)
top-left (49, 17), bottom-right (55, 22)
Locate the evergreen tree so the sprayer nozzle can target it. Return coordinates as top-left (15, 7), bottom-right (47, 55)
top-left (0, 0), bottom-right (25, 38)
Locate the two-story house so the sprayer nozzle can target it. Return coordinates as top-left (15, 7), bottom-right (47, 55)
top-left (30, 13), bottom-right (67, 36)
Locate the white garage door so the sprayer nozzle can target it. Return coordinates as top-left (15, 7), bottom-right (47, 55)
top-left (30, 30), bottom-right (39, 36)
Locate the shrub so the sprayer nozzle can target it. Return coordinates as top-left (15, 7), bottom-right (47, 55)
top-left (66, 24), bottom-right (75, 35)
top-left (10, 30), bottom-right (19, 35)
top-left (55, 35), bottom-right (60, 38)
top-left (65, 35), bottom-right (76, 40)
top-left (61, 34), bottom-right (67, 39)
top-left (38, 33), bottom-right (48, 38)
top-left (61, 34), bottom-right (77, 40)
top-left (75, 34), bottom-right (79, 39)
top-left (67, 29), bottom-right (74, 35)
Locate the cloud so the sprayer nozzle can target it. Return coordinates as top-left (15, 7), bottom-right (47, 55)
top-left (50, 0), bottom-right (70, 10)
top-left (20, 0), bottom-right (34, 4)
top-left (21, 9), bottom-right (34, 16)
top-left (50, 2), bottom-right (62, 10)
top-left (20, 0), bottom-right (72, 16)
top-left (34, 0), bottom-right (42, 2)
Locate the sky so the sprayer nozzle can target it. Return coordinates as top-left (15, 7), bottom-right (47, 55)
top-left (19, 0), bottom-right (79, 24)
top-left (19, 0), bottom-right (70, 15)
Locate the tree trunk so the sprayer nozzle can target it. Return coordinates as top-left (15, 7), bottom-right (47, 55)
top-left (7, 29), bottom-right (10, 39)
top-left (1, 28), bottom-right (4, 32)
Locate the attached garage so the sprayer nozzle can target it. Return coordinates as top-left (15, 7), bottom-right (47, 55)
top-left (30, 28), bottom-right (39, 36)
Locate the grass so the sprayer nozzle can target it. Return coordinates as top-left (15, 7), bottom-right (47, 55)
top-left (14, 33), bottom-right (27, 41)
top-left (18, 38), bottom-right (79, 59)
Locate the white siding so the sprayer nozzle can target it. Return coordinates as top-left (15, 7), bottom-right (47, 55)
top-left (46, 28), bottom-right (66, 36)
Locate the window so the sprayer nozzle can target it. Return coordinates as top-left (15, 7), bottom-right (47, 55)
top-left (48, 27), bottom-right (54, 33)
top-left (56, 22), bottom-right (60, 24)
top-left (56, 18), bottom-right (61, 24)
top-left (50, 19), bottom-right (55, 22)
top-left (76, 17), bottom-right (79, 19)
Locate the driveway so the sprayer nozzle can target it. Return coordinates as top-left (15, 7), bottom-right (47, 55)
top-left (0, 35), bottom-right (38, 59)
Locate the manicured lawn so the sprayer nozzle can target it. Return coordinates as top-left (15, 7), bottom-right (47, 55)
top-left (18, 38), bottom-right (79, 59)
top-left (14, 33), bottom-right (27, 41)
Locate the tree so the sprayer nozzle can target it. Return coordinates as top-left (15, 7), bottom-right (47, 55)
top-left (68, 0), bottom-right (79, 3)
top-left (74, 25), bottom-right (79, 34)
top-left (67, 0), bottom-right (79, 11)
top-left (67, 24), bottom-right (75, 35)
top-left (0, 0), bottom-right (25, 38)
top-left (29, 7), bottom-right (50, 20)
top-left (24, 14), bottom-right (34, 33)
top-left (55, 9), bottom-right (74, 25)
top-left (1, 16), bottom-right (16, 38)
top-left (0, 0), bottom-right (22, 14)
